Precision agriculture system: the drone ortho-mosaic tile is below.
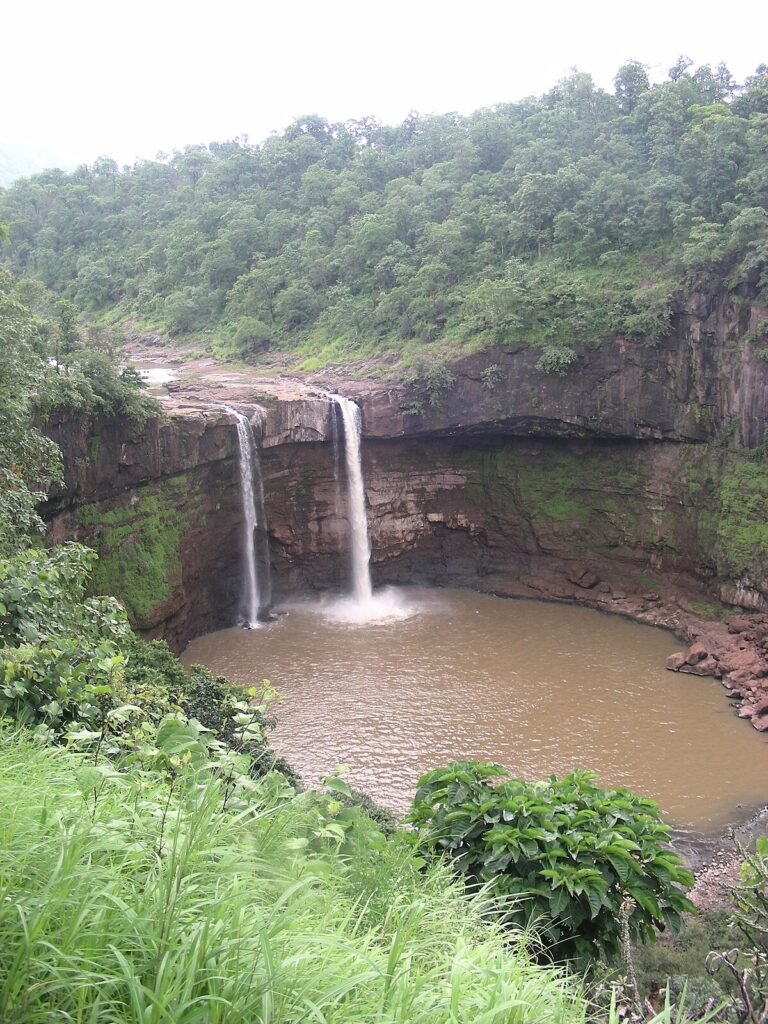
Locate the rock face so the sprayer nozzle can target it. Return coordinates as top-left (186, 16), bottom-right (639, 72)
top-left (40, 286), bottom-right (768, 726)
top-left (41, 407), bottom-right (244, 649)
top-left (337, 285), bottom-right (768, 448)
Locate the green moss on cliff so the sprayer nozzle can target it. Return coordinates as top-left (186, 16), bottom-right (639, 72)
top-left (665, 445), bottom-right (768, 586)
top-left (716, 457), bottom-right (768, 581)
top-left (78, 486), bottom-right (193, 624)
top-left (459, 443), bottom-right (651, 557)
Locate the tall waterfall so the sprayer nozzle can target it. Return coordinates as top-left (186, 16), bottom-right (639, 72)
top-left (331, 395), bottom-right (373, 605)
top-left (225, 406), bottom-right (271, 627)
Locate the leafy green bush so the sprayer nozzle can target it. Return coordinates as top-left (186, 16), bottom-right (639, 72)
top-left (536, 344), bottom-right (577, 375)
top-left (403, 358), bottom-right (457, 406)
top-left (0, 276), bottom-right (62, 555)
top-left (0, 545), bottom-right (294, 786)
top-left (0, 543), bottom-right (130, 734)
top-left (35, 351), bottom-right (159, 425)
top-left (408, 762), bottom-right (694, 967)
top-left (480, 362), bottom-right (505, 390)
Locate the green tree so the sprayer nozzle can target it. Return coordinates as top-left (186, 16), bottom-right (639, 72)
top-left (54, 298), bottom-right (79, 372)
top-left (408, 762), bottom-right (693, 967)
top-left (0, 271), bottom-right (62, 554)
top-left (614, 60), bottom-right (651, 114)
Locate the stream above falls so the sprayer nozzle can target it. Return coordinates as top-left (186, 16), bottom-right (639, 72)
top-left (182, 588), bottom-right (768, 835)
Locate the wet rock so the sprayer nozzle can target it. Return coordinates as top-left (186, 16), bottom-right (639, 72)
top-left (750, 695), bottom-right (768, 718)
top-left (679, 655), bottom-right (721, 677)
top-left (685, 641), bottom-right (710, 665)
top-left (666, 652), bottom-right (687, 671)
top-left (739, 694), bottom-right (768, 717)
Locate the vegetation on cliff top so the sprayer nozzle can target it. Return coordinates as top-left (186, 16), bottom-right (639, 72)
top-left (1, 60), bottom-right (767, 370)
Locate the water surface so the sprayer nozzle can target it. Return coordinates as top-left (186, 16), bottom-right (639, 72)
top-left (183, 588), bottom-right (768, 833)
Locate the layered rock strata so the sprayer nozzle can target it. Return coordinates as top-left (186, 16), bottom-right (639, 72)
top-left (40, 284), bottom-right (768, 721)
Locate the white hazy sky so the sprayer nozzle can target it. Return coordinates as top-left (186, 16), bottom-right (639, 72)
top-left (4, 0), bottom-right (767, 167)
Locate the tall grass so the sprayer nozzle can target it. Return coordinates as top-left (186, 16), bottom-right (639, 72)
top-left (0, 731), bottom-right (590, 1023)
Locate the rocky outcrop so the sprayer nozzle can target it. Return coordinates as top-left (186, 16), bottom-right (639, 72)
top-left (41, 406), bottom-right (244, 649)
top-left (665, 616), bottom-right (768, 731)
top-left (314, 285), bottom-right (768, 448)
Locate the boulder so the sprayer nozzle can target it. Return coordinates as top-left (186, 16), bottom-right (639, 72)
top-left (685, 642), bottom-right (710, 665)
top-left (666, 652), bottom-right (687, 671)
top-left (567, 566), bottom-right (600, 589)
top-left (750, 695), bottom-right (768, 718)
top-left (679, 656), bottom-right (721, 677)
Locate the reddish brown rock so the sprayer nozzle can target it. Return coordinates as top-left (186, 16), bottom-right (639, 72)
top-left (728, 617), bottom-right (753, 634)
top-left (666, 653), bottom-right (687, 671)
top-left (685, 642), bottom-right (710, 665)
top-left (679, 656), bottom-right (721, 677)
top-left (750, 695), bottom-right (768, 718)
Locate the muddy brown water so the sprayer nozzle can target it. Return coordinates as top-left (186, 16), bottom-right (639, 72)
top-left (182, 588), bottom-right (768, 834)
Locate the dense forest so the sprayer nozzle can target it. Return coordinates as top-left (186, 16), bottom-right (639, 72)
top-left (1, 59), bottom-right (768, 373)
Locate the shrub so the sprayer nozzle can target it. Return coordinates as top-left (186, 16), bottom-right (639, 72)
top-left (536, 344), bottom-right (577, 375)
top-left (707, 836), bottom-right (768, 1023)
top-left (403, 358), bottom-right (457, 406)
top-left (480, 362), bottom-right (505, 390)
top-left (408, 762), bottom-right (694, 967)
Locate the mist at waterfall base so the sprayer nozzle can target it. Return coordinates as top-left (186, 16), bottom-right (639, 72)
top-left (320, 393), bottom-right (418, 624)
top-left (227, 394), bottom-right (410, 627)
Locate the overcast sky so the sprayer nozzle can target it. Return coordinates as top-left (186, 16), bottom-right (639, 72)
top-left (4, 0), bottom-right (767, 168)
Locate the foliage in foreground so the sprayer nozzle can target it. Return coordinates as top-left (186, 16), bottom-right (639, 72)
top-left (705, 836), bottom-right (768, 1023)
top-left (0, 730), bottom-right (589, 1024)
top-left (0, 539), bottom-right (297, 798)
top-left (408, 761), bottom-right (694, 967)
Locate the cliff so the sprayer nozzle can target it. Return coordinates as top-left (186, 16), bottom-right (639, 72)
top-left (39, 285), bottom-right (768, 720)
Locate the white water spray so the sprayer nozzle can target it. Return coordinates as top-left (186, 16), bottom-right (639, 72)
top-left (225, 406), bottom-right (270, 627)
top-left (331, 395), bottom-right (373, 605)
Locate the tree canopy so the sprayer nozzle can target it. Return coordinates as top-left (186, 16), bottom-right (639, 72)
top-left (1, 60), bottom-right (767, 368)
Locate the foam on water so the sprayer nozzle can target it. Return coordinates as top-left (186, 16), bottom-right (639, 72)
top-left (320, 586), bottom-right (419, 624)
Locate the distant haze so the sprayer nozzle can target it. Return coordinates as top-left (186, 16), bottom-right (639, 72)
top-left (4, 0), bottom-right (767, 175)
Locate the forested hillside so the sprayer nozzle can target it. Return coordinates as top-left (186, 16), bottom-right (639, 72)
top-left (2, 60), bottom-right (767, 370)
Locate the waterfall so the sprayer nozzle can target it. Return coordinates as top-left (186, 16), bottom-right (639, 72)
top-left (329, 399), bottom-right (342, 510)
top-left (225, 406), bottom-right (271, 627)
top-left (331, 394), bottom-right (373, 605)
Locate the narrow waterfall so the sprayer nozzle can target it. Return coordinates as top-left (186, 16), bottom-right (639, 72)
top-left (329, 399), bottom-right (342, 509)
top-left (225, 406), bottom-right (271, 627)
top-left (331, 395), bottom-right (373, 605)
